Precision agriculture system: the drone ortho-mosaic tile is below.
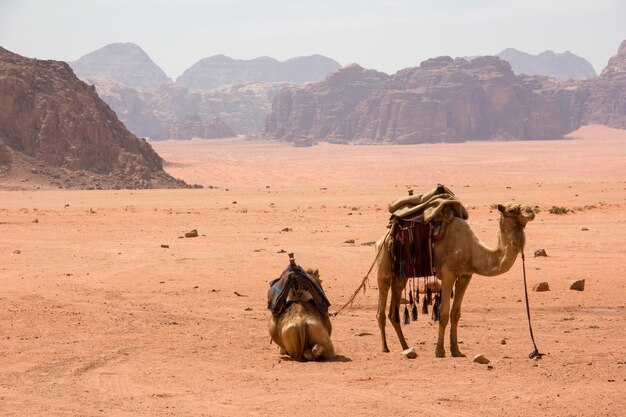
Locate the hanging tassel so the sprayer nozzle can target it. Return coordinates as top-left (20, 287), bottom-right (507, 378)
top-left (432, 292), bottom-right (441, 321)
top-left (403, 306), bottom-right (410, 325)
top-left (411, 303), bottom-right (418, 321)
top-left (415, 287), bottom-right (419, 304)
top-left (422, 296), bottom-right (428, 315)
top-left (427, 287), bottom-right (432, 305)
top-left (408, 289), bottom-right (414, 306)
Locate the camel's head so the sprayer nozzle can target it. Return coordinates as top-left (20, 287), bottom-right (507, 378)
top-left (497, 203), bottom-right (535, 228)
top-left (305, 268), bottom-right (322, 286)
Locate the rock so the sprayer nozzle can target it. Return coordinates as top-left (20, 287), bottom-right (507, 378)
top-left (161, 244), bottom-right (169, 248)
top-left (344, 239), bottom-right (355, 244)
top-left (473, 354), bottom-right (490, 364)
top-left (533, 282), bottom-right (550, 292)
top-left (501, 339), bottom-right (507, 345)
top-left (401, 348), bottom-right (417, 359)
top-left (281, 227), bottom-right (292, 232)
top-left (32, 218), bottom-right (39, 223)
top-left (70, 43), bottom-right (171, 88)
top-left (569, 279), bottom-right (585, 291)
top-left (0, 46), bottom-right (186, 189)
top-left (11, 250), bottom-right (21, 255)
top-left (534, 249), bottom-right (547, 257)
top-left (184, 229), bottom-right (198, 238)
top-left (150, 114), bottom-right (235, 140)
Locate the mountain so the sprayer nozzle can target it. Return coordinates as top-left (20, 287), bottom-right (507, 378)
top-left (70, 43), bottom-right (171, 88)
top-left (264, 57), bottom-right (580, 144)
top-left (0, 47), bottom-right (186, 189)
top-left (176, 54), bottom-right (341, 89)
top-left (497, 48), bottom-right (597, 81)
top-left (580, 40), bottom-right (626, 128)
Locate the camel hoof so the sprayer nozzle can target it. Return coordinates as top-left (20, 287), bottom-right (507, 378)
top-left (435, 348), bottom-right (446, 358)
top-left (451, 351), bottom-right (466, 358)
top-left (382, 347), bottom-right (390, 353)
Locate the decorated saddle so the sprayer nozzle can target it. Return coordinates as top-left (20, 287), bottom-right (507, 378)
top-left (267, 260), bottom-right (330, 317)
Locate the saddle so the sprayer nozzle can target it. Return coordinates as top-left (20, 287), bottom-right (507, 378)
top-left (267, 262), bottom-right (330, 317)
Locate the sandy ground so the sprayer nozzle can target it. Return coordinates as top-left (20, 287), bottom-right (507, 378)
top-left (1, 125), bottom-right (625, 416)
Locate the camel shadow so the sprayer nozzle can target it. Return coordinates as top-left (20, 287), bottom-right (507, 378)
top-left (279, 354), bottom-right (352, 363)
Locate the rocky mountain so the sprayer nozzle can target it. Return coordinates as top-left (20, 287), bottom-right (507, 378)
top-left (580, 40), bottom-right (626, 128)
top-left (151, 115), bottom-right (235, 140)
top-left (176, 54), bottom-right (341, 89)
top-left (264, 57), bottom-right (582, 144)
top-left (0, 47), bottom-right (186, 189)
top-left (497, 48), bottom-right (597, 81)
top-left (70, 43), bottom-right (171, 88)
top-left (88, 77), bottom-right (286, 138)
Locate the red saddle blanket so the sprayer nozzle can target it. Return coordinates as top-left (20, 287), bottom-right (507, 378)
top-left (391, 219), bottom-right (434, 280)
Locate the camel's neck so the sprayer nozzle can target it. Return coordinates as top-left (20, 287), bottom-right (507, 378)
top-left (474, 218), bottom-right (525, 277)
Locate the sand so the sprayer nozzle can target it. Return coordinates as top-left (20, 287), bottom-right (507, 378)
top-left (1, 125), bottom-right (625, 416)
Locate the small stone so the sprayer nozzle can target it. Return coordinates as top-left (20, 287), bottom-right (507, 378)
top-left (184, 229), bottom-right (198, 238)
top-left (161, 244), bottom-right (169, 248)
top-left (473, 354), bottom-right (490, 364)
top-left (581, 227), bottom-right (589, 231)
top-left (11, 250), bottom-right (21, 255)
top-left (281, 227), bottom-right (292, 232)
top-left (501, 339), bottom-right (507, 345)
top-left (32, 218), bottom-right (39, 223)
top-left (344, 239), bottom-right (355, 244)
top-left (487, 364), bottom-right (494, 370)
top-left (534, 249), bottom-right (547, 257)
top-left (401, 348), bottom-right (417, 359)
top-left (533, 282), bottom-right (550, 292)
top-left (569, 279), bottom-right (585, 291)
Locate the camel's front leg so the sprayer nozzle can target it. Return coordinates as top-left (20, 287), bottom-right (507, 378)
top-left (435, 273), bottom-right (455, 358)
top-left (450, 275), bottom-right (472, 357)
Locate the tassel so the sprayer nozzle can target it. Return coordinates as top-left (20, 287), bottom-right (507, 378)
top-left (408, 289), bottom-right (414, 306)
top-left (411, 303), bottom-right (418, 321)
top-left (403, 306), bottom-right (410, 325)
top-left (422, 297), bottom-right (428, 315)
top-left (432, 293), bottom-right (441, 321)
top-left (427, 287), bottom-right (432, 305)
top-left (415, 288), bottom-right (419, 304)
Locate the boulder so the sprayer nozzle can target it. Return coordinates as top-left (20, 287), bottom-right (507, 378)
top-left (569, 279), bottom-right (585, 291)
top-left (533, 282), bottom-right (550, 292)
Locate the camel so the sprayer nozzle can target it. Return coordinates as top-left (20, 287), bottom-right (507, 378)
top-left (268, 269), bottom-right (335, 361)
top-left (376, 202), bottom-right (535, 357)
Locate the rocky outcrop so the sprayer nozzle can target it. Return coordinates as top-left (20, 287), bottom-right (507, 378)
top-left (581, 40), bottom-right (626, 129)
top-left (0, 47), bottom-right (186, 189)
top-left (151, 115), bottom-right (235, 140)
top-left (497, 48), bottom-right (597, 81)
top-left (70, 43), bottom-right (171, 88)
top-left (264, 58), bottom-right (582, 144)
top-left (176, 54), bottom-right (341, 89)
top-left (88, 78), bottom-right (284, 138)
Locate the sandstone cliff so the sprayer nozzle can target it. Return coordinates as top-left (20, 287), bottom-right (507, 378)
top-left (497, 48), bottom-right (597, 81)
top-left (0, 47), bottom-right (186, 189)
top-left (70, 43), bottom-right (171, 88)
top-left (264, 58), bottom-right (581, 144)
top-left (580, 40), bottom-right (626, 129)
top-left (176, 54), bottom-right (341, 89)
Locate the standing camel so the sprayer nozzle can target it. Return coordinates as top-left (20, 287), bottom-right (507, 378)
top-left (376, 202), bottom-right (535, 357)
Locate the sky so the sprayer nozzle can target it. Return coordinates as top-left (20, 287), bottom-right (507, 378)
top-left (1, 0), bottom-right (624, 80)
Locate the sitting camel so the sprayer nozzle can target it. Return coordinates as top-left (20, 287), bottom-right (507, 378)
top-left (376, 202), bottom-right (535, 357)
top-left (268, 268), bottom-right (335, 361)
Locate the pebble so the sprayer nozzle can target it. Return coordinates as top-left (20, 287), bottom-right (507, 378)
top-left (534, 249), bottom-right (547, 257)
top-left (473, 354), bottom-right (490, 364)
top-left (533, 282), bottom-right (550, 292)
top-left (184, 229), bottom-right (198, 238)
top-left (569, 279), bottom-right (585, 291)
top-left (401, 347), bottom-right (417, 359)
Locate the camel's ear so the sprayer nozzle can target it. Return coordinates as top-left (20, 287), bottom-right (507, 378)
top-left (497, 204), bottom-right (505, 213)
top-left (313, 269), bottom-right (321, 281)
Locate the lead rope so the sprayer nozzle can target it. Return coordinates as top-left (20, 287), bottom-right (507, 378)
top-left (521, 248), bottom-right (544, 359)
top-left (330, 222), bottom-right (395, 317)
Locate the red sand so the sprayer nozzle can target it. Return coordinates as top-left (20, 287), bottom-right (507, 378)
top-left (1, 125), bottom-right (625, 416)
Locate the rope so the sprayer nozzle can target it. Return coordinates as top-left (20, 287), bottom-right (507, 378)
top-left (330, 223), bottom-right (395, 317)
top-left (521, 248), bottom-right (544, 359)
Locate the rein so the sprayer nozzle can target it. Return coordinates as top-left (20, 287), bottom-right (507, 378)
top-left (521, 242), bottom-right (544, 360)
top-left (330, 223), bottom-right (395, 317)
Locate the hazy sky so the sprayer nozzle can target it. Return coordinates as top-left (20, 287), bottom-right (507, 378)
top-left (1, 0), bottom-right (624, 79)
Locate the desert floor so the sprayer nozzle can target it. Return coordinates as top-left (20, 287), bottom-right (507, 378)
top-left (1, 125), bottom-right (625, 416)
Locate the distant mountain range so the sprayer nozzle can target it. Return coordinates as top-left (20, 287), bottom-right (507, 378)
top-left (68, 43), bottom-right (341, 139)
top-left (496, 48), bottom-right (597, 81)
